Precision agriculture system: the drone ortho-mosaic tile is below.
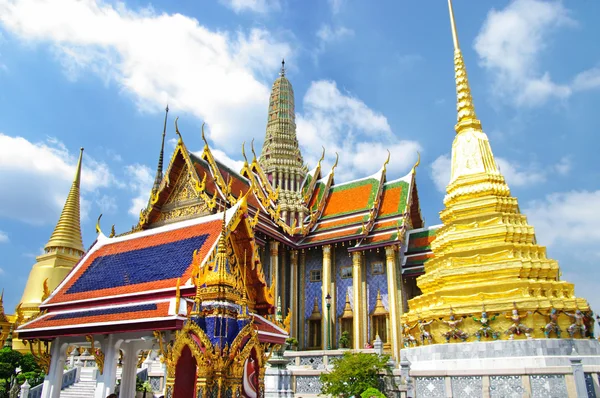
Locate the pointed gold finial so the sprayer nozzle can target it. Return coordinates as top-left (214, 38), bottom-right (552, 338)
top-left (175, 117), bottom-right (182, 142)
top-left (411, 152), bottom-right (421, 174)
top-left (45, 147), bottom-right (84, 254)
top-left (383, 149), bottom-right (390, 172)
top-left (242, 141), bottom-right (248, 164)
top-left (447, 0), bottom-right (481, 134)
top-left (109, 225), bottom-right (116, 238)
top-left (95, 214), bottom-right (103, 235)
top-left (251, 138), bottom-right (257, 161)
top-left (332, 152), bottom-right (339, 170)
top-left (201, 122), bottom-right (208, 147)
top-left (318, 146), bottom-right (325, 165)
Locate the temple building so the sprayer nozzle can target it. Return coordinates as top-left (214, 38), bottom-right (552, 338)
top-left (3, 1), bottom-right (599, 397)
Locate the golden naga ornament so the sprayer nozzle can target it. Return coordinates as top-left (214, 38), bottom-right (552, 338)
top-left (85, 335), bottom-right (105, 375)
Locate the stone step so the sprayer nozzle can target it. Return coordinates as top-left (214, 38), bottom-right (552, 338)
top-left (60, 379), bottom-right (97, 398)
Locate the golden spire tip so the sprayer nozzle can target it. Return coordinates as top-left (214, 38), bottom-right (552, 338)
top-left (448, 0), bottom-right (460, 51)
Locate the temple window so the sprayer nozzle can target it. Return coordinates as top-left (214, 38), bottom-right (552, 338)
top-left (371, 262), bottom-right (384, 275)
top-left (340, 266), bottom-right (352, 279)
top-left (309, 269), bottom-right (322, 282)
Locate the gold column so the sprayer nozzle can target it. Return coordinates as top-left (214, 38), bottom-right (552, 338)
top-left (290, 250), bottom-right (299, 339)
top-left (299, 251), bottom-right (306, 349)
top-left (322, 245), bottom-right (332, 350)
top-left (270, 241), bottom-right (280, 303)
top-left (385, 245), bottom-right (402, 362)
top-left (352, 251), bottom-right (364, 350)
top-left (281, 245), bottom-right (287, 313)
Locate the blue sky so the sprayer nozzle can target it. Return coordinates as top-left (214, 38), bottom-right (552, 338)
top-left (0, 0), bottom-right (599, 315)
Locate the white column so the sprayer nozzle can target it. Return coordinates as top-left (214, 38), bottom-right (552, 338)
top-left (290, 250), bottom-right (299, 339)
top-left (119, 342), bottom-right (139, 398)
top-left (94, 335), bottom-right (121, 398)
top-left (385, 246), bottom-right (402, 363)
top-left (41, 337), bottom-right (68, 398)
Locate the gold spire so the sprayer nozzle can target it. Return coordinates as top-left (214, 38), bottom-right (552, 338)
top-left (448, 0), bottom-right (481, 134)
top-left (401, 2), bottom-right (590, 344)
top-left (44, 147), bottom-right (84, 254)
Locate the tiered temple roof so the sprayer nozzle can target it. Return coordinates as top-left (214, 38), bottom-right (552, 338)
top-left (19, 202), bottom-right (285, 343)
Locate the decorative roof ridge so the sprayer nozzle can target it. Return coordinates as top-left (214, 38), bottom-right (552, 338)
top-left (301, 147), bottom-right (325, 204)
top-left (19, 313), bottom-right (186, 335)
top-left (301, 160), bottom-right (336, 236)
top-left (327, 170), bottom-right (379, 190)
top-left (37, 297), bottom-right (173, 319)
top-left (383, 170), bottom-right (414, 186)
top-left (198, 122), bottom-right (230, 200)
top-left (304, 223), bottom-right (362, 238)
top-left (40, 284), bottom-right (196, 310)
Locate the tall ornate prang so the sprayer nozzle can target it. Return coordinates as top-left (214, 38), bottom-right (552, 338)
top-left (259, 60), bottom-right (308, 227)
top-left (17, 148), bottom-right (85, 327)
top-left (402, 0), bottom-right (589, 343)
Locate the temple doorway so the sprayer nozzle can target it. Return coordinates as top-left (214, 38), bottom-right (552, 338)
top-left (172, 345), bottom-right (197, 398)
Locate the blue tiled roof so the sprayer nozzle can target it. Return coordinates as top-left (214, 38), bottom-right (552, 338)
top-left (66, 234), bottom-right (209, 294)
top-left (49, 303), bottom-right (158, 320)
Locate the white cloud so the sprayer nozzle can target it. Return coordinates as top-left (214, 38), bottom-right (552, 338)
top-left (96, 194), bottom-right (118, 215)
top-left (554, 156), bottom-right (571, 176)
top-left (0, 231), bottom-right (8, 243)
top-left (0, 133), bottom-right (112, 225)
top-left (297, 80), bottom-right (420, 182)
top-left (210, 149), bottom-right (245, 174)
top-left (524, 190), bottom-right (600, 250)
top-left (430, 154), bottom-right (451, 192)
top-left (328, 0), bottom-right (344, 14)
top-left (219, 0), bottom-right (280, 13)
top-left (429, 152), bottom-right (569, 193)
top-left (524, 190), bottom-right (600, 312)
top-left (317, 24), bottom-right (353, 44)
top-left (573, 67), bottom-right (600, 92)
top-left (315, 24), bottom-right (354, 56)
top-left (124, 164), bottom-right (154, 217)
top-left (0, 0), bottom-right (291, 153)
top-left (474, 0), bottom-right (580, 106)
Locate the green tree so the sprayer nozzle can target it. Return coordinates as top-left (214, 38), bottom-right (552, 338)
top-left (319, 352), bottom-right (389, 398)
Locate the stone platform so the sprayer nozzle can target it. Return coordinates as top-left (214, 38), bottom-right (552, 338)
top-left (403, 338), bottom-right (600, 372)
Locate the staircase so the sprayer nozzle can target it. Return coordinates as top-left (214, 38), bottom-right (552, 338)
top-left (60, 379), bottom-right (96, 398)
top-left (59, 367), bottom-right (97, 398)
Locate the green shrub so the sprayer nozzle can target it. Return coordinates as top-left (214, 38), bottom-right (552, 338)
top-left (319, 352), bottom-right (389, 398)
top-left (361, 387), bottom-right (386, 398)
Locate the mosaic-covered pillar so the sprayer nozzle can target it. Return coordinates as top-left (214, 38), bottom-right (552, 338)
top-left (385, 245), bottom-right (402, 362)
top-left (290, 249), bottom-right (299, 339)
top-left (270, 241), bottom-right (280, 303)
top-left (322, 245), bottom-right (333, 349)
top-left (352, 251), bottom-right (364, 350)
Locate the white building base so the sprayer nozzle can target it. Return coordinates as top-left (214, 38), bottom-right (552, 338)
top-left (403, 338), bottom-right (600, 372)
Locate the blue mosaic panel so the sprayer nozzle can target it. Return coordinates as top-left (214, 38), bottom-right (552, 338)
top-left (335, 246), bottom-right (353, 340)
top-left (49, 303), bottom-right (157, 320)
top-left (365, 252), bottom-right (388, 342)
top-left (194, 316), bottom-right (248, 348)
top-left (67, 234), bottom-right (209, 293)
top-left (304, 250), bottom-right (323, 345)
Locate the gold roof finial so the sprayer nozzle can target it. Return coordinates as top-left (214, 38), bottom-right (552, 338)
top-left (201, 122), bottom-right (208, 148)
top-left (242, 141), bottom-right (248, 165)
top-left (251, 138), bottom-right (257, 162)
top-left (45, 147), bottom-right (84, 254)
top-left (447, 0), bottom-right (481, 134)
top-left (411, 152), bottom-right (421, 174)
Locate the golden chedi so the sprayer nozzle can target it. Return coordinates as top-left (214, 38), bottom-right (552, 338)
top-left (402, 0), bottom-right (590, 344)
top-left (16, 148), bottom-right (85, 329)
